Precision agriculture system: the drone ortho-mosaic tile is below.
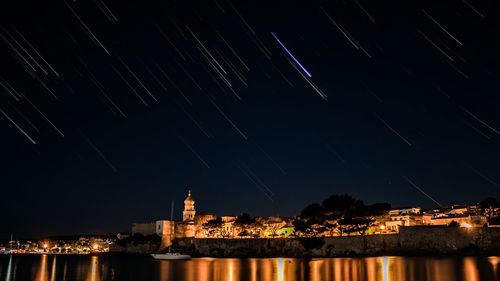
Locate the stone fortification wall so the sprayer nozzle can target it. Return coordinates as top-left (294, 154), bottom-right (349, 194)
top-left (172, 227), bottom-right (500, 257)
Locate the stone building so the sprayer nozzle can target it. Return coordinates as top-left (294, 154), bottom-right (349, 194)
top-left (173, 190), bottom-right (197, 240)
top-left (384, 207), bottom-right (423, 232)
top-left (182, 190), bottom-right (196, 221)
top-left (131, 190), bottom-right (199, 248)
top-left (132, 190), bottom-right (297, 248)
top-left (131, 222), bottom-right (157, 236)
top-left (388, 207), bottom-right (421, 216)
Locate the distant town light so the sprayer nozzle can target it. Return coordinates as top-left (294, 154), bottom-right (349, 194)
top-left (461, 223), bottom-right (472, 228)
top-left (92, 244), bottom-right (99, 250)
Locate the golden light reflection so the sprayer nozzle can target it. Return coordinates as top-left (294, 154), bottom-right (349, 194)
top-left (85, 256), bottom-right (101, 281)
top-left (35, 255), bottom-right (49, 281)
top-left (489, 256), bottom-right (499, 280)
top-left (402, 258), bottom-right (416, 281)
top-left (463, 257), bottom-right (479, 281)
top-left (184, 258), bottom-right (195, 281)
top-left (365, 257), bottom-right (377, 281)
top-left (228, 259), bottom-right (234, 281)
top-left (62, 262), bottom-right (68, 281)
top-left (155, 256), bottom-right (488, 281)
top-left (341, 259), bottom-right (352, 281)
top-left (309, 259), bottom-right (323, 281)
top-left (159, 261), bottom-right (172, 281)
top-left (488, 256), bottom-right (499, 269)
top-left (351, 259), bottom-right (360, 281)
top-left (309, 256), bottom-right (429, 281)
top-left (261, 259), bottom-right (273, 281)
top-left (425, 258), bottom-right (455, 281)
top-left (391, 257), bottom-right (405, 281)
top-left (196, 258), bottom-right (213, 281)
top-left (249, 259), bottom-right (257, 281)
top-left (50, 256), bottom-right (56, 281)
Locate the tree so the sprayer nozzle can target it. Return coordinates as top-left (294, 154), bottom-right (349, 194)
top-left (267, 223), bottom-right (282, 238)
top-left (292, 219), bottom-right (309, 237)
top-left (203, 217), bottom-right (223, 237)
top-left (324, 221), bottom-right (338, 236)
top-left (234, 213), bottom-right (258, 238)
top-left (362, 203), bottom-right (392, 216)
top-left (205, 217), bottom-right (223, 227)
top-left (301, 203), bottom-right (323, 220)
top-left (322, 194), bottom-right (364, 220)
top-left (238, 230), bottom-right (250, 238)
top-left (293, 203), bottom-right (324, 237)
top-left (294, 193), bottom-right (391, 237)
top-left (355, 203), bottom-right (391, 235)
top-left (350, 217), bottom-right (375, 235)
top-left (448, 221), bottom-right (460, 227)
top-left (481, 197), bottom-right (499, 219)
top-left (235, 213), bottom-right (254, 226)
top-left (337, 217), bottom-right (351, 236)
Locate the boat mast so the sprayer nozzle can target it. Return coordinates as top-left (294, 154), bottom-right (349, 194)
top-left (170, 200), bottom-right (174, 221)
top-left (169, 200), bottom-right (174, 253)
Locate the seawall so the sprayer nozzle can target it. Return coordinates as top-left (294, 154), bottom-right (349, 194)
top-left (173, 227), bottom-right (500, 257)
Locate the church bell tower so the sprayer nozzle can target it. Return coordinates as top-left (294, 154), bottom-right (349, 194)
top-left (182, 190), bottom-right (196, 222)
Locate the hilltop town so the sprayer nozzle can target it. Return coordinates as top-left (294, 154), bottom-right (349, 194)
top-left (117, 191), bottom-right (500, 252)
top-left (3, 190), bottom-right (499, 257)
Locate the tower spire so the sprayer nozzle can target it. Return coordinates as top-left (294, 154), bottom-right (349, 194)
top-left (183, 189), bottom-right (195, 222)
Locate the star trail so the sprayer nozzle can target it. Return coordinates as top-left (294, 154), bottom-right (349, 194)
top-left (0, 0), bottom-right (499, 238)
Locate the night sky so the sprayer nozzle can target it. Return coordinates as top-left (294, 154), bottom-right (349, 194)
top-left (1, 0), bottom-right (499, 238)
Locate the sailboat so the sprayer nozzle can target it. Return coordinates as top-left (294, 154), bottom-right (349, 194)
top-left (151, 252), bottom-right (191, 260)
top-left (151, 200), bottom-right (191, 260)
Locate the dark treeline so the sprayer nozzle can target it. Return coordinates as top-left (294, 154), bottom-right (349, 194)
top-left (293, 194), bottom-right (391, 237)
top-left (229, 194), bottom-right (500, 237)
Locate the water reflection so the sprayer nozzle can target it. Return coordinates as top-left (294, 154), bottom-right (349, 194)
top-left (463, 257), bottom-right (479, 281)
top-left (34, 255), bottom-right (49, 281)
top-left (306, 257), bottom-right (495, 281)
top-left (50, 256), bottom-right (56, 281)
top-left (85, 256), bottom-right (100, 281)
top-left (276, 258), bottom-right (284, 281)
top-left (153, 256), bottom-right (500, 281)
top-left (2, 255), bottom-right (499, 281)
top-left (4, 255), bottom-right (16, 281)
top-left (488, 256), bottom-right (499, 281)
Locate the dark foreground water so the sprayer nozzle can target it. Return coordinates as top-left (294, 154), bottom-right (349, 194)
top-left (0, 254), bottom-right (499, 281)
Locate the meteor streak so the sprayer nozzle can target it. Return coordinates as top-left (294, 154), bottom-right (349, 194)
top-left (271, 32), bottom-right (312, 78)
